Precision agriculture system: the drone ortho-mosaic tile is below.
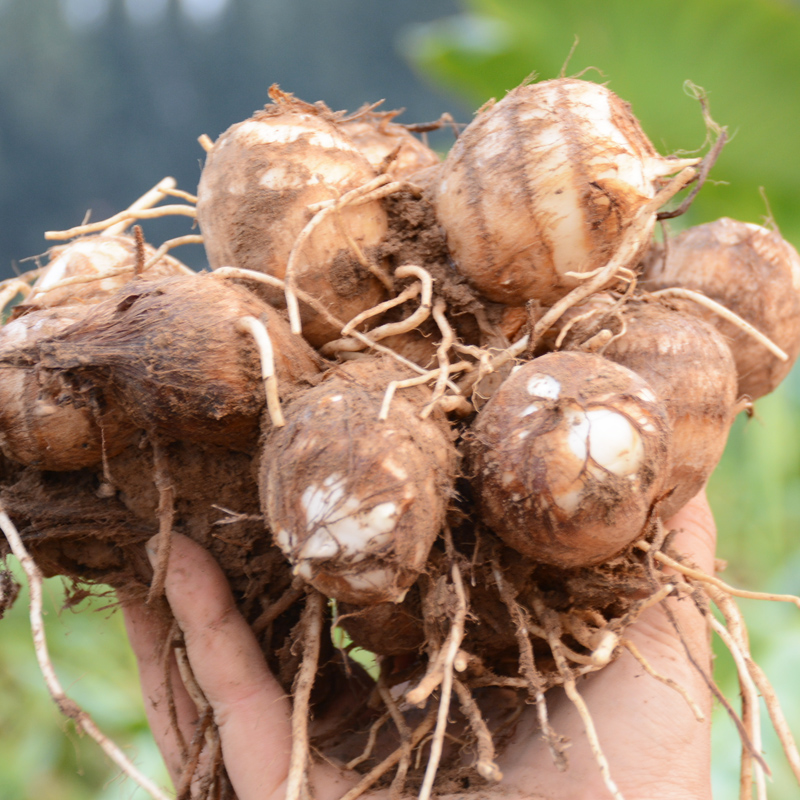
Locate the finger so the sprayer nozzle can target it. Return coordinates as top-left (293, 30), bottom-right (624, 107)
top-left (665, 487), bottom-right (717, 574)
top-left (121, 597), bottom-right (200, 784)
top-left (150, 532), bottom-right (293, 799)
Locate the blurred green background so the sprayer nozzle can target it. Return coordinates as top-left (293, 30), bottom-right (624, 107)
top-left (2, 0), bottom-right (800, 797)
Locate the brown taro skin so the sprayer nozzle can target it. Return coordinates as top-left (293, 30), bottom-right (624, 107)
top-left (554, 296), bottom-right (738, 520)
top-left (196, 88), bottom-right (389, 347)
top-left (434, 78), bottom-right (695, 307)
top-left (0, 306), bottom-right (135, 471)
top-left (641, 217), bottom-right (800, 400)
top-left (469, 351), bottom-right (670, 568)
top-left (32, 275), bottom-right (320, 450)
top-left (341, 114), bottom-right (440, 180)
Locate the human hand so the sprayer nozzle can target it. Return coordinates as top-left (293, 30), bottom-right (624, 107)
top-left (121, 490), bottom-right (716, 800)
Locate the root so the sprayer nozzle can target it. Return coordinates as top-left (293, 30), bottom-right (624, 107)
top-left (345, 712), bottom-right (391, 771)
top-left (452, 678), bottom-right (503, 782)
top-left (0, 278), bottom-right (33, 315)
top-left (651, 287), bottom-right (788, 362)
top-left (707, 585), bottom-right (800, 786)
top-left (338, 710), bottom-right (437, 800)
top-left (284, 174), bottom-right (411, 334)
top-left (491, 562), bottom-right (568, 770)
top-left (286, 591), bottom-right (325, 800)
top-left (532, 596), bottom-right (624, 800)
top-left (378, 361), bottom-right (472, 421)
top-left (621, 638), bottom-right (705, 722)
top-left (376, 673), bottom-right (412, 798)
top-left (45, 204), bottom-right (197, 241)
top-left (321, 264), bottom-right (433, 357)
top-left (141, 235), bottom-right (203, 273)
top-left (406, 561), bottom-right (468, 707)
top-left (211, 267), bottom-right (438, 380)
top-left (147, 442), bottom-right (176, 604)
top-left (648, 547), bottom-right (800, 610)
top-left (161, 619), bottom-right (188, 762)
top-left (105, 177), bottom-right (178, 236)
top-left (0, 506), bottom-right (172, 800)
top-left (709, 615), bottom-right (768, 800)
top-left (175, 708), bottom-right (214, 800)
top-left (420, 299), bottom-right (457, 419)
top-left (235, 315), bottom-right (285, 427)
top-left (198, 134), bottom-right (214, 152)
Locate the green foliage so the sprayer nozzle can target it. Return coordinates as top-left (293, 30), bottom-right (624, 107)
top-left (0, 563), bottom-right (170, 800)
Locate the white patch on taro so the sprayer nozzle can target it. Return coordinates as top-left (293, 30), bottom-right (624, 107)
top-left (553, 486), bottom-right (583, 514)
top-left (381, 457), bottom-right (409, 482)
top-left (341, 568), bottom-right (400, 598)
top-left (564, 407), bottom-right (590, 463)
top-left (518, 402), bottom-right (542, 418)
top-left (584, 408), bottom-right (644, 476)
top-left (236, 120), bottom-right (359, 153)
top-left (526, 374), bottom-right (561, 400)
top-left (296, 473), bottom-right (399, 562)
top-left (637, 387), bottom-right (657, 404)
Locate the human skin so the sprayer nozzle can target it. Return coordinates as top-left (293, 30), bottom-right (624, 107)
top-left (122, 490), bottom-right (716, 800)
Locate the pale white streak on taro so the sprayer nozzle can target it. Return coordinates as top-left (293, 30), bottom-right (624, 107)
top-left (433, 77), bottom-right (698, 306)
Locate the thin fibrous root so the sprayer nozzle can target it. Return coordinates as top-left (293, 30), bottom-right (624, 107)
top-left (532, 596), bottom-right (625, 800)
top-left (417, 561), bottom-right (469, 800)
top-left (528, 166), bottom-right (697, 350)
top-left (420, 299), bottom-right (456, 420)
top-left (452, 678), bottom-right (503, 782)
top-left (404, 564), bottom-right (468, 708)
top-left (708, 585), bottom-right (800, 787)
top-left (175, 708), bottom-right (214, 800)
top-left (147, 442), bottom-right (176, 604)
top-left (647, 547), bottom-right (800, 610)
top-left (377, 673), bottom-right (412, 799)
top-left (0, 278), bottom-right (33, 315)
top-left (46, 204), bottom-right (197, 241)
top-left (331, 210), bottom-right (393, 291)
top-left (622, 638), bottom-right (705, 722)
top-left (161, 619), bottom-right (188, 762)
top-left (235, 315), bottom-right (285, 427)
top-left (709, 616), bottom-right (768, 799)
top-left (286, 591), bottom-right (325, 800)
top-left (211, 267), bottom-right (435, 380)
top-left (322, 264), bottom-right (433, 356)
top-left (492, 563), bottom-right (568, 770)
top-left (338, 710), bottom-right (437, 800)
top-left (379, 362), bottom-right (472, 421)
top-left (344, 711), bottom-right (391, 771)
top-left (105, 177), bottom-right (177, 236)
top-left (644, 559), bottom-right (771, 776)
top-left (198, 134), bottom-right (214, 152)
top-left (284, 175), bottom-right (410, 334)
top-left (331, 282), bottom-right (421, 342)
top-left (141, 235), bottom-right (203, 274)
top-left (652, 287), bottom-right (788, 361)
top-left (0, 507), bottom-right (172, 800)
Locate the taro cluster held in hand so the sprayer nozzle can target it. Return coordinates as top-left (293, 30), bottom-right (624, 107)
top-left (2, 78), bottom-right (800, 800)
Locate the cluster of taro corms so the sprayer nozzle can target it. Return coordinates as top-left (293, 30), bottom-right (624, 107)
top-left (2, 78), bottom-right (800, 797)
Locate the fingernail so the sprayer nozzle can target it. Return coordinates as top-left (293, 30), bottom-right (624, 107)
top-left (145, 534), bottom-right (160, 564)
